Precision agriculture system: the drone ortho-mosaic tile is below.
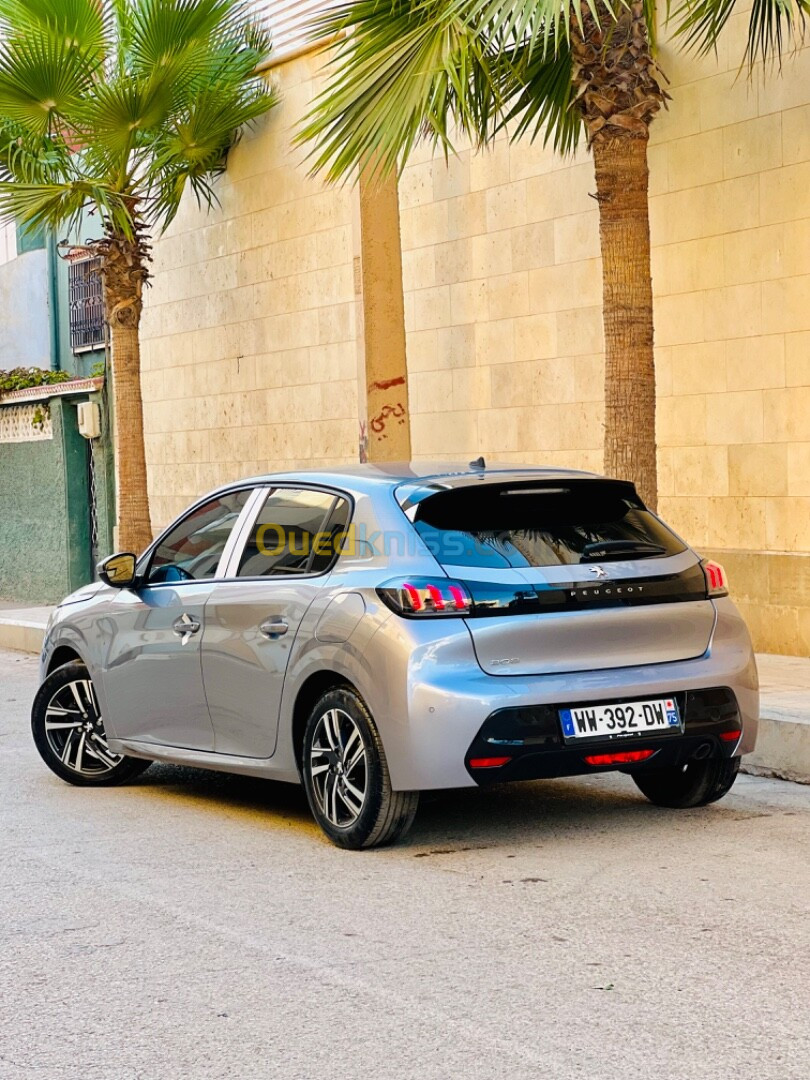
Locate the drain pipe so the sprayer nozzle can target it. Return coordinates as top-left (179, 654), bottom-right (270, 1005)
top-left (46, 231), bottom-right (61, 371)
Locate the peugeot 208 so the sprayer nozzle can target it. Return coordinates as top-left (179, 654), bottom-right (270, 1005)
top-left (32, 463), bottom-right (758, 848)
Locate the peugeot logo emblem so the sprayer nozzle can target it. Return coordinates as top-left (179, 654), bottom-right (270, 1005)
top-left (589, 565), bottom-right (608, 579)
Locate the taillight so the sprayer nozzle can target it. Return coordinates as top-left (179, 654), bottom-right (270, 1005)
top-left (701, 559), bottom-right (729, 598)
top-left (376, 577), bottom-right (472, 617)
top-left (584, 749), bottom-right (656, 766)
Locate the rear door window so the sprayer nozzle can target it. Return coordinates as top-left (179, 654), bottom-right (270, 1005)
top-left (236, 488), bottom-right (350, 578)
top-left (411, 481), bottom-right (686, 569)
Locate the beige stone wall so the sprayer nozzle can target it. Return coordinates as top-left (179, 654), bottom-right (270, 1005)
top-left (140, 52), bottom-right (359, 530)
top-left (141, 29), bottom-right (810, 654)
top-left (398, 27), bottom-right (810, 655)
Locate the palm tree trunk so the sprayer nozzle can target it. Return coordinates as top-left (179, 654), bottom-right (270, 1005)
top-left (570, 1), bottom-right (667, 510)
top-left (99, 233), bottom-right (153, 554)
top-left (592, 135), bottom-right (657, 509)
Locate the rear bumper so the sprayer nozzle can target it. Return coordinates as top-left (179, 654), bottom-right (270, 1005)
top-left (372, 596), bottom-right (758, 791)
top-left (465, 687), bottom-right (744, 785)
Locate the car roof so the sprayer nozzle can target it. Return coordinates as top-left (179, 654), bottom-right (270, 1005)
top-left (220, 461), bottom-right (605, 499)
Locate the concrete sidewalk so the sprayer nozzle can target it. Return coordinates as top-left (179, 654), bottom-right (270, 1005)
top-left (1, 602), bottom-right (807, 784)
top-left (0, 604), bottom-right (52, 656)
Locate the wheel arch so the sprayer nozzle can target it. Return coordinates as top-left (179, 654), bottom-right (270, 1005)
top-left (47, 645), bottom-right (86, 674)
top-left (291, 670), bottom-right (358, 774)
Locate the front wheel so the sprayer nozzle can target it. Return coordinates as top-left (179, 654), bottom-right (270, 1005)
top-left (32, 662), bottom-right (151, 787)
top-left (633, 756), bottom-right (740, 808)
top-left (302, 687), bottom-right (419, 849)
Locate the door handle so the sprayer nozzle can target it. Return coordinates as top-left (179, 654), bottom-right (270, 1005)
top-left (172, 613), bottom-right (201, 645)
top-left (259, 617), bottom-right (289, 639)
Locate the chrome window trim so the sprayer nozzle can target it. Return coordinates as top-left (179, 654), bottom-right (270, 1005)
top-left (216, 487), bottom-right (270, 579)
top-left (220, 485), bottom-right (272, 579)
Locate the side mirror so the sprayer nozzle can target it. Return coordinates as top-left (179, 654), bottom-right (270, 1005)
top-left (98, 552), bottom-right (138, 589)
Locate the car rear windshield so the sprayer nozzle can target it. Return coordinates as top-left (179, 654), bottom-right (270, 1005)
top-left (411, 480), bottom-right (687, 569)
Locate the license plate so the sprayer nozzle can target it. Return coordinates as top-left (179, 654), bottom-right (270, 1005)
top-left (560, 697), bottom-right (681, 741)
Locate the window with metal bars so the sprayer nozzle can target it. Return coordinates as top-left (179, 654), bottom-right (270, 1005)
top-left (68, 257), bottom-right (105, 352)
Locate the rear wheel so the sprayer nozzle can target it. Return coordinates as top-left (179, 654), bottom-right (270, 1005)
top-left (632, 756), bottom-right (740, 808)
top-left (302, 687), bottom-right (419, 849)
top-left (32, 662), bottom-right (151, 787)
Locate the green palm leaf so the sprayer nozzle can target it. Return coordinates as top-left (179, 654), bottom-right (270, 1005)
top-left (669, 0), bottom-right (809, 64)
top-left (0, 33), bottom-right (102, 135)
top-left (126, 0), bottom-right (268, 75)
top-left (73, 76), bottom-right (175, 158)
top-left (0, 0), bottom-right (276, 239)
top-left (299, 0), bottom-right (624, 181)
top-left (0, 0), bottom-right (109, 57)
top-left (503, 34), bottom-right (582, 154)
top-left (0, 178), bottom-right (133, 235)
top-left (300, 1), bottom-right (514, 180)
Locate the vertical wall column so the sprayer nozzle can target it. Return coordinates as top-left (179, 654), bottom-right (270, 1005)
top-left (357, 169), bottom-right (411, 462)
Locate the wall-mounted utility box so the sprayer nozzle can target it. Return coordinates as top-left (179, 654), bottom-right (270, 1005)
top-left (77, 400), bottom-right (101, 439)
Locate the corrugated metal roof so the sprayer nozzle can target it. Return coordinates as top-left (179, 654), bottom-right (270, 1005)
top-left (256, 0), bottom-right (342, 62)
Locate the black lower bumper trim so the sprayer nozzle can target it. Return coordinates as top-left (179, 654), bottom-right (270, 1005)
top-left (465, 686), bottom-right (741, 784)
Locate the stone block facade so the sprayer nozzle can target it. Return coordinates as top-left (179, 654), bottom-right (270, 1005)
top-left (141, 52), bottom-right (360, 532)
top-left (140, 33), bottom-right (810, 655)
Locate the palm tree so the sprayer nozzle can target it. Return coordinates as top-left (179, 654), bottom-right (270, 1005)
top-left (300, 0), bottom-right (807, 509)
top-left (0, 0), bottom-right (276, 552)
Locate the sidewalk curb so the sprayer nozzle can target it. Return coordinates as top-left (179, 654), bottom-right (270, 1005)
top-left (741, 712), bottom-right (810, 785)
top-left (0, 620), bottom-right (46, 656)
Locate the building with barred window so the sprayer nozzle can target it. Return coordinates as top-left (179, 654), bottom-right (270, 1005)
top-left (0, 220), bottom-right (114, 602)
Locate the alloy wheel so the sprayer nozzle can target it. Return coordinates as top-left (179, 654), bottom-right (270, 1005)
top-left (309, 708), bottom-right (368, 828)
top-left (43, 678), bottom-right (122, 777)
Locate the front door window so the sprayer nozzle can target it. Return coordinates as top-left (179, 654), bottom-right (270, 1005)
top-left (148, 490), bottom-right (251, 584)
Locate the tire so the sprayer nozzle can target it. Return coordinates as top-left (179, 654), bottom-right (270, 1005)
top-left (31, 661), bottom-right (151, 787)
top-left (302, 687), bottom-right (419, 850)
top-left (632, 755), bottom-right (741, 809)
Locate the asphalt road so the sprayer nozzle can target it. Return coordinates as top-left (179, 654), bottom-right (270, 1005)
top-left (2, 648), bottom-right (809, 1080)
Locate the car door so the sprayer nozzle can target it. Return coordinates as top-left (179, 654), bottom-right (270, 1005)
top-left (100, 488), bottom-right (257, 750)
top-left (201, 486), bottom-right (351, 758)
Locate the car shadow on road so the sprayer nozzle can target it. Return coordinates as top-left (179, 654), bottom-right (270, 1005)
top-left (126, 763), bottom-right (754, 850)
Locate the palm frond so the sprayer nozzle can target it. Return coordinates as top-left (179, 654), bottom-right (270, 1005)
top-left (72, 76), bottom-right (174, 158)
top-left (154, 83), bottom-right (274, 171)
top-left (299, 0), bottom-right (631, 181)
top-left (0, 178), bottom-right (134, 237)
top-left (126, 0), bottom-right (269, 75)
top-left (503, 35), bottom-right (582, 154)
top-left (0, 31), bottom-right (103, 136)
top-left (0, 0), bottom-right (109, 58)
top-left (0, 0), bottom-right (277, 238)
top-left (669, 0), bottom-right (809, 66)
top-left (110, 0), bottom-right (138, 73)
top-left (300, 0), bottom-right (532, 182)
top-left (144, 77), bottom-right (276, 222)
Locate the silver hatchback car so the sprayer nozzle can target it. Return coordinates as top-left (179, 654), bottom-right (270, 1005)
top-left (33, 462), bottom-right (758, 848)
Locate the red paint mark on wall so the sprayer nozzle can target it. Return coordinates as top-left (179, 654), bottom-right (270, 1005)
top-left (370, 402), bottom-right (406, 435)
top-left (369, 376), bottom-right (405, 392)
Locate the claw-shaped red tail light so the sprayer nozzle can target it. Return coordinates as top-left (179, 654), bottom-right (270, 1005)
top-left (377, 578), bottom-right (472, 617)
top-left (701, 559), bottom-right (729, 598)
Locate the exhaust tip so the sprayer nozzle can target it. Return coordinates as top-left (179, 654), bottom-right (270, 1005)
top-left (692, 742), bottom-right (713, 761)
